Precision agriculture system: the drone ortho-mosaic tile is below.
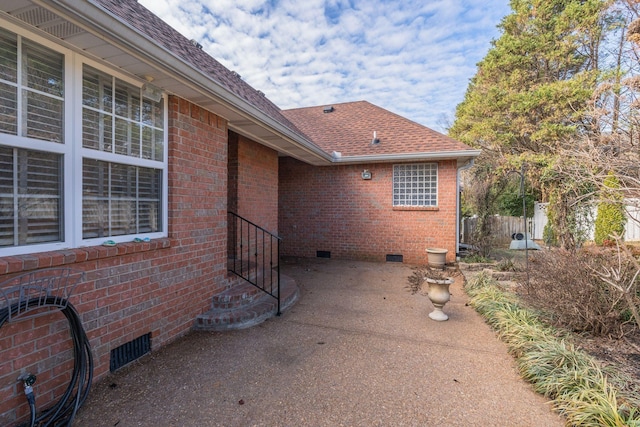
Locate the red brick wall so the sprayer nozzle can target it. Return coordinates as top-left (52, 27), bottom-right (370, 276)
top-left (278, 157), bottom-right (459, 264)
top-left (0, 96), bottom-right (229, 426)
top-left (231, 133), bottom-right (278, 235)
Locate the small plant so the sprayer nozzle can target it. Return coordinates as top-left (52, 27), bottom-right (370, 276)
top-left (406, 266), bottom-right (457, 295)
top-left (468, 229), bottom-right (496, 259)
top-left (461, 253), bottom-right (492, 263)
top-left (496, 256), bottom-right (521, 272)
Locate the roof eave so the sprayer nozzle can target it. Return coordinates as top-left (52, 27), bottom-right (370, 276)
top-left (328, 150), bottom-right (482, 166)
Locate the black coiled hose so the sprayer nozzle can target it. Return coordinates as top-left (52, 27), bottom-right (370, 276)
top-left (0, 297), bottom-right (93, 427)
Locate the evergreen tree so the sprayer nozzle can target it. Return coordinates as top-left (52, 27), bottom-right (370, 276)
top-left (450, 0), bottom-right (604, 155)
top-left (449, 0), bottom-right (608, 249)
top-left (594, 172), bottom-right (626, 245)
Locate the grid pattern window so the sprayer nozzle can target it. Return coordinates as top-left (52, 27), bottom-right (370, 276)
top-left (0, 28), bottom-right (65, 249)
top-left (393, 164), bottom-right (438, 207)
top-left (81, 64), bottom-right (164, 240)
top-left (82, 65), bottom-right (164, 161)
top-left (0, 147), bottom-right (62, 247)
top-left (0, 28), bottom-right (64, 143)
top-left (0, 25), bottom-right (167, 254)
top-left (82, 160), bottom-right (161, 239)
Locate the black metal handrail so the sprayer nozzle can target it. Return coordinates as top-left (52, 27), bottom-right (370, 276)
top-left (228, 212), bottom-right (282, 315)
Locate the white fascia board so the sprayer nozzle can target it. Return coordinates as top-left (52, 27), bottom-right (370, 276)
top-left (40, 0), bottom-right (332, 164)
top-left (328, 150), bottom-right (482, 165)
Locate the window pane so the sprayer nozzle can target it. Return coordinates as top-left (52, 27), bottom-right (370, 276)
top-left (20, 39), bottom-right (64, 142)
top-left (142, 98), bottom-right (163, 127)
top-left (0, 28), bottom-right (18, 83)
top-left (83, 110), bottom-right (113, 152)
top-left (139, 167), bottom-right (161, 232)
top-left (0, 82), bottom-right (17, 135)
top-left (20, 150), bottom-right (61, 244)
top-left (23, 39), bottom-right (63, 97)
top-left (114, 118), bottom-right (140, 156)
top-left (25, 90), bottom-right (63, 142)
top-left (141, 97), bottom-right (164, 161)
top-left (142, 126), bottom-right (163, 160)
top-left (115, 80), bottom-right (140, 120)
top-left (0, 146), bottom-right (62, 246)
top-left (82, 159), bottom-right (108, 238)
top-left (82, 160), bottom-right (161, 239)
top-left (0, 146), bottom-right (14, 246)
top-left (83, 65), bottom-right (112, 113)
top-left (82, 108), bottom-right (100, 150)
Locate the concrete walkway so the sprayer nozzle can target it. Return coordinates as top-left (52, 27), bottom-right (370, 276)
top-left (74, 258), bottom-right (563, 426)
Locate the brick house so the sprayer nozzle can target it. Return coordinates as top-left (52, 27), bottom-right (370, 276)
top-left (281, 101), bottom-right (477, 264)
top-left (0, 0), bottom-right (479, 424)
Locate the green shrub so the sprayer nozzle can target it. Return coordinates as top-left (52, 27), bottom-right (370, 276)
top-left (542, 221), bottom-right (557, 246)
top-left (594, 173), bottom-right (626, 246)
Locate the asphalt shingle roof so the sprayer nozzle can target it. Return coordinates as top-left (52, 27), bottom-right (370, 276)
top-left (282, 101), bottom-right (475, 157)
top-left (92, 1), bottom-right (476, 162)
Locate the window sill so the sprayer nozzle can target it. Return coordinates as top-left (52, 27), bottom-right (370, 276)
top-left (393, 206), bottom-right (439, 211)
top-left (0, 238), bottom-right (172, 275)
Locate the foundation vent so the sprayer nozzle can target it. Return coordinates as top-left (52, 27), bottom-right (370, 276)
top-left (110, 333), bottom-right (151, 372)
top-left (316, 250), bottom-right (331, 258)
top-left (386, 254), bottom-right (403, 263)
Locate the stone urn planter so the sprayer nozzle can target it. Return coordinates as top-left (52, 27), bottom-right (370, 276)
top-left (425, 277), bottom-right (453, 321)
top-left (407, 265), bottom-right (457, 322)
top-left (426, 248), bottom-right (448, 269)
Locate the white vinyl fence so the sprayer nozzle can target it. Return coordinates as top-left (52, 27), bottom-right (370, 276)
top-left (462, 201), bottom-right (640, 244)
top-left (532, 202), bottom-right (640, 242)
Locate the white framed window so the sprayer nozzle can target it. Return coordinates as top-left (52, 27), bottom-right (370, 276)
top-left (80, 64), bottom-right (164, 243)
top-left (0, 23), bottom-right (167, 255)
top-left (393, 163), bottom-right (438, 207)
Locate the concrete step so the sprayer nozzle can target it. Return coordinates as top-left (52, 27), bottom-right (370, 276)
top-left (211, 279), bottom-right (266, 309)
top-left (195, 273), bottom-right (299, 331)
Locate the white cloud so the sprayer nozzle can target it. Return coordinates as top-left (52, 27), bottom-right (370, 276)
top-left (139, 0), bottom-right (510, 132)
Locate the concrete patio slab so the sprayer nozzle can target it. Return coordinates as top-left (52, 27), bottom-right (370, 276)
top-left (73, 257), bottom-right (563, 426)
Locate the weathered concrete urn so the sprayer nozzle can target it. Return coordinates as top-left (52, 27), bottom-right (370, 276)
top-left (425, 277), bottom-right (453, 321)
top-left (426, 248), bottom-right (448, 269)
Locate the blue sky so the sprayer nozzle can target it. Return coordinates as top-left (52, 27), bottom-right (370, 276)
top-left (139, 0), bottom-right (512, 132)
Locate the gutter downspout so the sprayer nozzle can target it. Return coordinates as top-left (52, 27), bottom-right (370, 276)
top-left (456, 158), bottom-right (476, 258)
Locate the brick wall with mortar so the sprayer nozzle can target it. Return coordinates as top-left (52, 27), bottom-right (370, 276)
top-left (0, 96), bottom-right (230, 426)
top-left (278, 157), bottom-right (459, 265)
top-left (227, 132), bottom-right (279, 265)
top-left (230, 133), bottom-right (279, 234)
